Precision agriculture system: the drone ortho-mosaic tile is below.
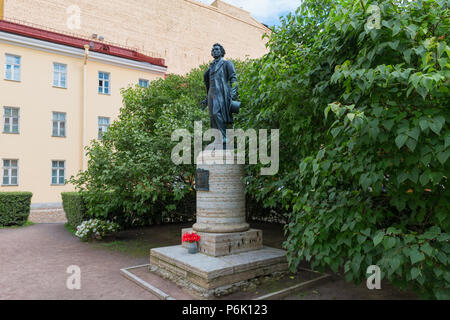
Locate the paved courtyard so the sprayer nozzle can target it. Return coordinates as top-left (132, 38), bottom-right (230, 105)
top-left (0, 223), bottom-right (159, 300)
top-left (0, 216), bottom-right (418, 300)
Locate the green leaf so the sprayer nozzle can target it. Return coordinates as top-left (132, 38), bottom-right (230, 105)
top-left (395, 134), bottom-right (408, 149)
top-left (410, 249), bottom-right (425, 265)
top-left (445, 135), bottom-right (450, 149)
top-left (390, 255), bottom-right (402, 271)
top-left (373, 231), bottom-right (385, 247)
top-left (416, 85), bottom-right (428, 99)
top-left (383, 237), bottom-right (396, 249)
top-left (419, 119), bottom-right (428, 131)
top-left (406, 138), bottom-right (417, 152)
top-left (383, 119), bottom-right (394, 131)
top-left (361, 228), bottom-right (371, 237)
top-left (429, 117), bottom-right (445, 135)
top-left (406, 127), bottom-right (420, 141)
top-left (419, 172), bottom-right (430, 186)
top-left (406, 24), bottom-right (418, 39)
top-left (421, 243), bottom-right (434, 256)
top-left (357, 234), bottom-right (367, 244)
top-left (411, 267), bottom-right (420, 280)
top-left (347, 113), bottom-right (355, 122)
top-left (397, 172), bottom-right (408, 184)
top-left (408, 168), bottom-right (419, 184)
top-left (403, 49), bottom-right (412, 64)
top-left (437, 151), bottom-right (449, 165)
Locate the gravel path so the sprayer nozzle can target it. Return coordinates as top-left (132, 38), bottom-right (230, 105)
top-left (28, 209), bottom-right (67, 224)
top-left (0, 223), bottom-right (162, 300)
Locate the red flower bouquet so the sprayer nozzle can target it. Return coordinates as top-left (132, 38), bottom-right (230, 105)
top-left (182, 232), bottom-right (201, 243)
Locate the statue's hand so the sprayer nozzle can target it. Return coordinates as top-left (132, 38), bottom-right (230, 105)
top-left (231, 86), bottom-right (238, 100)
top-left (200, 98), bottom-right (208, 111)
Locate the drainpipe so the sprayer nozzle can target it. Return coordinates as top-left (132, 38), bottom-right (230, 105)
top-left (82, 44), bottom-right (90, 172)
top-left (0, 0), bottom-right (4, 20)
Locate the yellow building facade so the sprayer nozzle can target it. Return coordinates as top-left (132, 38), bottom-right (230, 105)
top-left (0, 20), bottom-right (166, 206)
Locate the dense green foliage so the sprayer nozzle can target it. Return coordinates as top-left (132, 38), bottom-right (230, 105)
top-left (237, 0), bottom-right (449, 299)
top-left (61, 192), bottom-right (89, 228)
top-left (0, 192), bottom-right (33, 226)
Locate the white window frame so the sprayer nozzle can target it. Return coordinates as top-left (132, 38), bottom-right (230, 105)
top-left (51, 160), bottom-right (66, 185)
top-left (139, 78), bottom-right (149, 88)
top-left (98, 71), bottom-right (110, 94)
top-left (52, 112), bottom-right (66, 137)
top-left (98, 116), bottom-right (110, 139)
top-left (5, 54), bottom-right (21, 81)
top-left (2, 159), bottom-right (18, 186)
top-left (53, 63), bottom-right (67, 88)
top-left (3, 107), bottom-right (20, 134)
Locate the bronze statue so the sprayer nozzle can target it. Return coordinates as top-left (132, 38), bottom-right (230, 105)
top-left (201, 43), bottom-right (240, 145)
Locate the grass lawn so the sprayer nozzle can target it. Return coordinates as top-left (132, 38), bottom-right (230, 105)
top-left (68, 221), bottom-right (286, 258)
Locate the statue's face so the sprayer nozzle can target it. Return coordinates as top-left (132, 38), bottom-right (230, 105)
top-left (212, 45), bottom-right (222, 59)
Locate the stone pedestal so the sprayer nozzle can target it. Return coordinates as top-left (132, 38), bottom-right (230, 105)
top-left (181, 228), bottom-right (263, 257)
top-left (149, 147), bottom-right (288, 297)
top-left (150, 245), bottom-right (288, 297)
top-left (193, 148), bottom-right (249, 233)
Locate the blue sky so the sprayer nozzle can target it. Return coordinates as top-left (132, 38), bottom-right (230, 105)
top-left (196, 0), bottom-right (303, 27)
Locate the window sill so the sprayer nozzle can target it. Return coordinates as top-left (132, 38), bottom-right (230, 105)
top-left (51, 184), bottom-right (66, 186)
top-left (2, 131), bottom-right (19, 135)
top-left (1, 185), bottom-right (19, 187)
top-left (98, 92), bottom-right (111, 96)
top-left (53, 85), bottom-right (67, 90)
top-left (51, 135), bottom-right (67, 138)
top-left (4, 78), bottom-right (21, 83)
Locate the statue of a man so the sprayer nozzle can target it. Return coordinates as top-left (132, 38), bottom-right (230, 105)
top-left (202, 43), bottom-right (240, 145)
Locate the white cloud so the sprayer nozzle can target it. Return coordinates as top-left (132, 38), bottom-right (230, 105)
top-left (196, 0), bottom-right (302, 23)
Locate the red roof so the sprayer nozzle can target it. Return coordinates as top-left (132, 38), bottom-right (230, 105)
top-left (0, 20), bottom-right (166, 68)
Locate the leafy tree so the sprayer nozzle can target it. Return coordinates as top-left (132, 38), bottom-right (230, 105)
top-left (237, 0), bottom-right (449, 299)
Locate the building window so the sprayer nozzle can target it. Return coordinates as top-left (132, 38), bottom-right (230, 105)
top-left (98, 72), bottom-right (110, 94)
top-left (52, 112), bottom-right (66, 137)
top-left (139, 79), bottom-right (149, 88)
top-left (5, 54), bottom-right (21, 81)
top-left (3, 107), bottom-right (19, 134)
top-left (98, 117), bottom-right (110, 139)
top-left (51, 161), bottom-right (65, 185)
top-left (53, 63), bottom-right (67, 88)
top-left (2, 159), bottom-right (18, 186)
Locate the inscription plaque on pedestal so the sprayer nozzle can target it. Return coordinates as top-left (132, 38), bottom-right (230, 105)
top-left (196, 169), bottom-right (209, 191)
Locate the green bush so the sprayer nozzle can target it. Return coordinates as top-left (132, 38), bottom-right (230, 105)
top-left (61, 192), bottom-right (89, 228)
top-left (0, 192), bottom-right (33, 226)
top-left (238, 0), bottom-right (449, 299)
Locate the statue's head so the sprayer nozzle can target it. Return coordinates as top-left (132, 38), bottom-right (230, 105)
top-left (211, 43), bottom-right (226, 59)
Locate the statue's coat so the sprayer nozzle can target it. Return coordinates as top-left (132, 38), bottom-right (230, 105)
top-left (204, 58), bottom-right (237, 125)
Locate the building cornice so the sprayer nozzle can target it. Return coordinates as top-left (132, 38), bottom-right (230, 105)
top-left (0, 30), bottom-right (167, 74)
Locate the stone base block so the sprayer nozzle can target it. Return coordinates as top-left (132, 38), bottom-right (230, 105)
top-left (181, 228), bottom-right (263, 257)
top-left (149, 245), bottom-right (288, 297)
